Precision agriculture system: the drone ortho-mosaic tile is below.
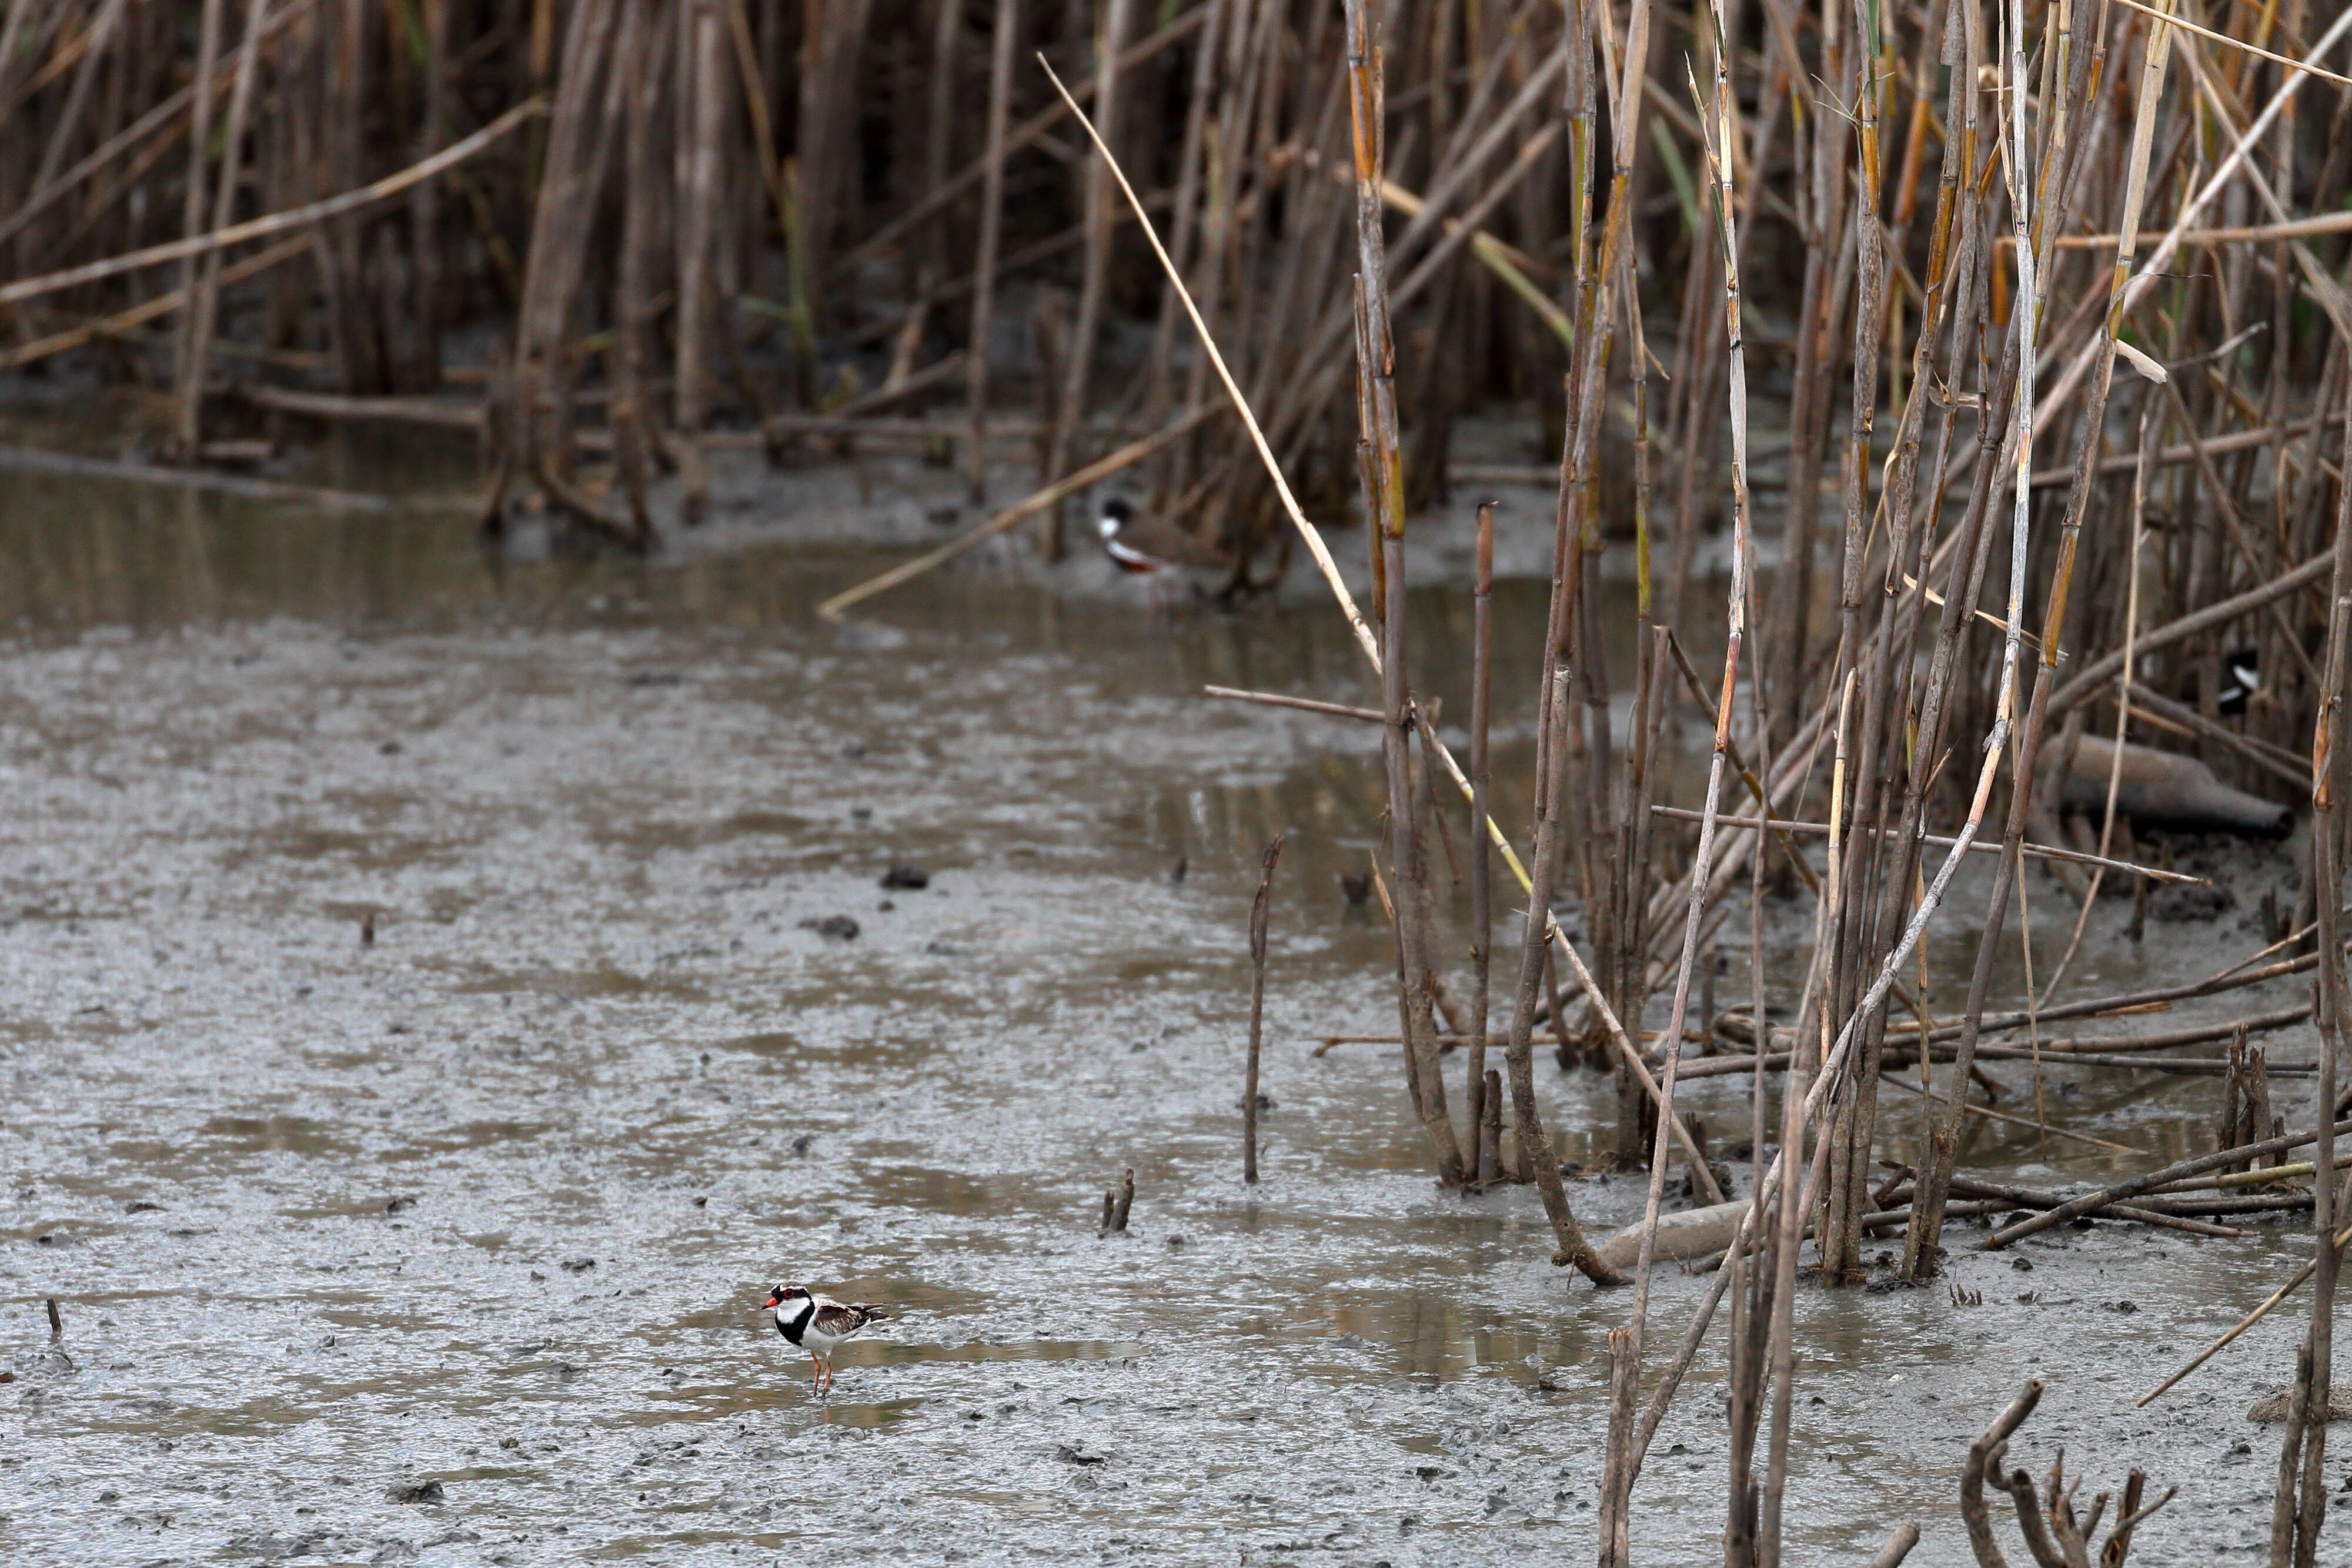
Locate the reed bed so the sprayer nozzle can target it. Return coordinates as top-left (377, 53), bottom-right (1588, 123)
top-left (8, 0), bottom-right (2352, 1560)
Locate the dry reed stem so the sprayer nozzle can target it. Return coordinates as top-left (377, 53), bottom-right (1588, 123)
top-left (1346, 0), bottom-right (1464, 1183)
top-left (170, 0), bottom-right (268, 460)
top-left (2107, 0), bottom-right (2352, 87)
top-left (1644, 807), bottom-right (2199, 882)
top-left (0, 233), bottom-right (310, 373)
top-left (0, 443), bottom-right (396, 510)
top-left (1242, 834), bottom-right (1282, 1184)
top-left (0, 96), bottom-right (546, 308)
top-left (2038, 399), bottom-right (2160, 1002)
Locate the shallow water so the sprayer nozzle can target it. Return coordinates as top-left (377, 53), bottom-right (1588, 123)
top-left (0, 414), bottom-right (2341, 1566)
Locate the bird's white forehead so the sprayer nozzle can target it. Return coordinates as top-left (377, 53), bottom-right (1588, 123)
top-left (1097, 515), bottom-right (1120, 538)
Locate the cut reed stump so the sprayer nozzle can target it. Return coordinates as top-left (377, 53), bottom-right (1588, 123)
top-left (1098, 1168), bottom-right (1133, 1236)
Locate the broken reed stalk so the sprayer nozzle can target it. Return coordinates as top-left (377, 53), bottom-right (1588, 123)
top-left (1601, 0), bottom-right (1718, 1531)
top-left (1100, 1168), bottom-right (1134, 1234)
top-left (166, 0), bottom-right (225, 454)
top-left (671, 0), bottom-right (728, 527)
top-left (1642, 808), bottom-right (2199, 882)
top-left (2040, 400), bottom-right (2160, 1002)
top-left (1892, 0), bottom-right (2070, 1281)
top-left (1242, 834), bottom-right (1282, 1184)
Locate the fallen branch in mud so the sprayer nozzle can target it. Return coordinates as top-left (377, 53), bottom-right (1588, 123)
top-left (1878, 1169), bottom-right (2308, 1234)
top-left (1860, 1201), bottom-right (2249, 1239)
top-left (1866, 1522), bottom-right (1921, 1568)
top-left (236, 385), bottom-right (491, 432)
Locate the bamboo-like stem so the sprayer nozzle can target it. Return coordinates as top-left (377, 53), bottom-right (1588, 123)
top-left (1344, 0), bottom-right (1462, 1185)
top-left (610, 0), bottom-right (669, 549)
top-left (1465, 501), bottom-right (1495, 1164)
top-left (670, 0), bottom-right (726, 525)
top-left (964, 0), bottom-right (1020, 504)
top-left (1040, 0), bottom-right (1134, 558)
top-left (2273, 359), bottom-right (2352, 1568)
top-left (165, 0), bottom-right (225, 453)
top-left (169, 0), bottom-right (265, 461)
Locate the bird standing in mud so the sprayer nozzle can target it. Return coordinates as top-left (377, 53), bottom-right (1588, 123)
top-left (766, 1283), bottom-right (888, 1398)
top-left (1095, 496), bottom-right (1227, 605)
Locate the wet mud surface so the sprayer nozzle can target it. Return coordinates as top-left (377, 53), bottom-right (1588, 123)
top-left (1, 417), bottom-right (2347, 1564)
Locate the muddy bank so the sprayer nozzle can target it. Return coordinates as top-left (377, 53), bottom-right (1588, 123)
top-left (0, 446), bottom-right (2338, 1566)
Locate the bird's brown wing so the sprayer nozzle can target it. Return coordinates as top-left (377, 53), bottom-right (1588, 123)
top-left (1123, 519), bottom-right (1227, 571)
top-left (814, 1301), bottom-right (884, 1336)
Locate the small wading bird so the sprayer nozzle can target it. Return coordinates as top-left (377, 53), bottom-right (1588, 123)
top-left (1096, 496), bottom-right (1227, 605)
top-left (766, 1282), bottom-right (888, 1398)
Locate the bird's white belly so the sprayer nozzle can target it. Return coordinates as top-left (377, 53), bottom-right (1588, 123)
top-left (798, 1324), bottom-right (848, 1355)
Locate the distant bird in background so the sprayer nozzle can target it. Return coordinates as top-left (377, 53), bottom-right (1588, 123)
top-left (2218, 648), bottom-right (2260, 717)
top-left (765, 1283), bottom-right (888, 1399)
top-left (1096, 497), bottom-right (1227, 604)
